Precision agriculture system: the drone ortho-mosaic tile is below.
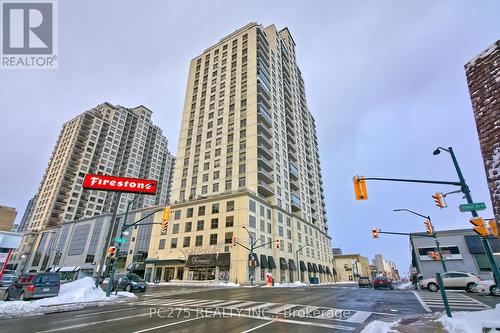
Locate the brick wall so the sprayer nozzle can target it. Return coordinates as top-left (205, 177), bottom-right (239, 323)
top-left (465, 40), bottom-right (500, 221)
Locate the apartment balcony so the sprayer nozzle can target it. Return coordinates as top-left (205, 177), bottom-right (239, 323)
top-left (284, 95), bottom-right (293, 111)
top-left (288, 150), bottom-right (298, 163)
top-left (257, 75), bottom-right (271, 99)
top-left (257, 155), bottom-right (273, 172)
top-left (258, 181), bottom-right (274, 197)
top-left (287, 131), bottom-right (296, 145)
top-left (289, 162), bottom-right (299, 179)
top-left (286, 122), bottom-right (295, 136)
top-left (291, 193), bottom-right (301, 212)
top-left (258, 122), bottom-right (272, 139)
top-left (290, 178), bottom-right (299, 191)
top-left (257, 143), bottom-right (272, 160)
top-left (258, 104), bottom-right (272, 128)
top-left (287, 140), bottom-right (297, 153)
top-left (257, 133), bottom-right (272, 149)
top-left (258, 168), bottom-right (273, 184)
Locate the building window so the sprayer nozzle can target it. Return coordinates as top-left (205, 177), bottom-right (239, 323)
top-left (226, 201), bottom-right (234, 212)
top-left (195, 235), bottom-right (203, 246)
top-left (249, 199), bottom-right (256, 212)
top-left (186, 208), bottom-right (194, 218)
top-left (226, 216), bottom-right (234, 227)
top-left (159, 239), bottom-right (166, 249)
top-left (211, 218), bottom-right (219, 229)
top-left (197, 220), bottom-right (204, 231)
top-left (174, 210), bottom-right (181, 220)
top-left (212, 203), bottom-right (219, 214)
top-left (85, 255), bottom-right (95, 263)
top-left (249, 215), bottom-right (256, 229)
top-left (198, 206), bottom-right (205, 216)
top-left (67, 224), bottom-right (90, 256)
top-left (224, 232), bottom-right (233, 244)
top-left (172, 224), bottom-right (179, 234)
top-left (209, 234), bottom-right (218, 245)
top-left (185, 222), bottom-right (192, 232)
top-left (183, 237), bottom-right (191, 247)
top-left (170, 238), bottom-right (178, 248)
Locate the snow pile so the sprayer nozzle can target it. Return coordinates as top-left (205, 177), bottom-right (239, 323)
top-left (437, 304), bottom-right (500, 333)
top-left (263, 281), bottom-right (307, 288)
top-left (396, 282), bottom-right (413, 290)
top-left (360, 319), bottom-right (400, 333)
top-left (0, 277), bottom-right (136, 318)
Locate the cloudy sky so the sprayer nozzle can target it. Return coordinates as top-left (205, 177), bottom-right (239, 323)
top-left (1, 0), bottom-right (499, 274)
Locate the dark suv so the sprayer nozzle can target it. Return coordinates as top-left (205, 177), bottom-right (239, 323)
top-left (3, 273), bottom-right (60, 301)
top-left (112, 273), bottom-right (147, 292)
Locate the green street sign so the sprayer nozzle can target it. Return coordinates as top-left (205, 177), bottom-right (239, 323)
top-left (115, 237), bottom-right (127, 243)
top-left (459, 202), bottom-right (486, 212)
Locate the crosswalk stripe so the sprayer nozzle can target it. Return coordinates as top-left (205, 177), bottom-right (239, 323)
top-left (245, 303), bottom-right (277, 312)
top-left (226, 301), bottom-right (258, 309)
top-left (184, 299), bottom-right (226, 307)
top-left (345, 311), bottom-right (372, 324)
top-left (202, 300), bottom-right (242, 307)
top-left (267, 304), bottom-right (298, 314)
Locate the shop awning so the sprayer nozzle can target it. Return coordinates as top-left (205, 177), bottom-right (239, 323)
top-left (260, 254), bottom-right (268, 269)
top-left (279, 257), bottom-right (288, 270)
top-left (268, 256), bottom-right (277, 269)
top-left (186, 254), bottom-right (217, 268)
top-left (144, 259), bottom-right (185, 266)
top-left (300, 261), bottom-right (307, 272)
top-left (326, 266), bottom-right (332, 275)
top-left (307, 262), bottom-right (313, 272)
top-left (312, 263), bottom-right (319, 273)
top-left (288, 259), bottom-right (297, 271)
top-left (217, 253), bottom-right (231, 267)
top-left (318, 264), bottom-right (325, 274)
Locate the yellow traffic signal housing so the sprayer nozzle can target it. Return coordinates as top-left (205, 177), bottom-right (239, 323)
top-left (424, 220), bottom-right (434, 235)
top-left (372, 228), bottom-right (379, 239)
top-left (161, 207), bottom-right (171, 233)
top-left (353, 176), bottom-right (368, 200)
top-left (488, 220), bottom-right (498, 238)
top-left (107, 246), bottom-right (117, 258)
top-left (432, 193), bottom-right (447, 209)
top-left (470, 217), bottom-right (488, 237)
top-left (275, 239), bottom-right (281, 249)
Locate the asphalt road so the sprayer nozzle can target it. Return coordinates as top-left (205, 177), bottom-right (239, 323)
top-left (0, 284), bottom-right (430, 333)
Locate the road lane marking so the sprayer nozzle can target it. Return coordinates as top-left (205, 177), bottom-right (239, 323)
top-left (267, 304), bottom-right (298, 314)
top-left (345, 311), bottom-right (371, 324)
top-left (74, 307), bottom-right (137, 317)
top-left (240, 320), bottom-right (277, 333)
top-left (244, 303), bottom-right (275, 312)
top-left (131, 316), bottom-right (205, 333)
top-left (412, 291), bottom-right (431, 312)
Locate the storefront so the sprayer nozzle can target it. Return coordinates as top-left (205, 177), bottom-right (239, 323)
top-left (299, 261), bottom-right (307, 282)
top-left (288, 259), bottom-right (297, 282)
top-left (144, 259), bottom-right (185, 282)
top-left (279, 257), bottom-right (288, 283)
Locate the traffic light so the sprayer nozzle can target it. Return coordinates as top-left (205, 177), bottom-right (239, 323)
top-left (424, 220), bottom-right (434, 235)
top-left (470, 217), bottom-right (488, 237)
top-left (161, 207), bottom-right (171, 233)
top-left (372, 228), bottom-right (379, 239)
top-left (432, 193), bottom-right (447, 209)
top-left (488, 220), bottom-right (498, 238)
top-left (231, 235), bottom-right (237, 247)
top-left (275, 239), bottom-right (281, 249)
top-left (107, 246), bottom-right (117, 258)
top-left (353, 176), bottom-right (368, 200)
top-left (428, 251), bottom-right (440, 260)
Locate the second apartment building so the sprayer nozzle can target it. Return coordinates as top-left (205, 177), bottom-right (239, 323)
top-left (146, 23), bottom-right (333, 284)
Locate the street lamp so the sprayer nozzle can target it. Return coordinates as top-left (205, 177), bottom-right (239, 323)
top-left (433, 146), bottom-right (500, 286)
top-left (393, 208), bottom-right (447, 272)
top-left (242, 226), bottom-right (256, 286)
top-left (295, 245), bottom-right (307, 282)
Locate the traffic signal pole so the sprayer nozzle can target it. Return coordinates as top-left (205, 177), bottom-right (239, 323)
top-left (445, 147), bottom-right (500, 287)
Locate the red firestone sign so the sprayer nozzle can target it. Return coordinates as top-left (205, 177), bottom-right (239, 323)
top-left (83, 174), bottom-right (157, 195)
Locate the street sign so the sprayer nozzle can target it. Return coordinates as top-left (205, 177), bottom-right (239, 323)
top-left (459, 202), bottom-right (486, 212)
top-left (115, 237), bottom-right (127, 243)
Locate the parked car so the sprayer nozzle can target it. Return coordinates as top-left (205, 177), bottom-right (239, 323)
top-left (472, 280), bottom-right (500, 296)
top-left (0, 273), bottom-right (18, 287)
top-left (373, 276), bottom-right (394, 289)
top-left (3, 272), bottom-right (60, 301)
top-left (418, 271), bottom-right (481, 292)
top-left (112, 273), bottom-right (147, 292)
top-left (358, 276), bottom-right (372, 288)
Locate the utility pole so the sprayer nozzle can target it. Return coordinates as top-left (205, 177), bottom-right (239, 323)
top-left (296, 245), bottom-right (307, 282)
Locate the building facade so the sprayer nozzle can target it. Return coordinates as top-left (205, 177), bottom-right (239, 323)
top-left (17, 195), bottom-right (36, 232)
top-left (25, 102), bottom-right (175, 232)
top-left (146, 23), bottom-right (333, 284)
top-left (333, 254), bottom-right (370, 282)
top-left (410, 229), bottom-right (500, 280)
top-left (0, 205), bottom-right (17, 232)
top-left (8, 206), bottom-right (163, 278)
top-left (465, 41), bottom-right (500, 221)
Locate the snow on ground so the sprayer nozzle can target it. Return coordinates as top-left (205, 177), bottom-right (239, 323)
top-left (360, 319), bottom-right (400, 333)
top-left (396, 282), bottom-right (413, 290)
top-left (262, 281), bottom-right (307, 288)
top-left (437, 304), bottom-right (500, 333)
top-left (0, 277), bottom-right (136, 319)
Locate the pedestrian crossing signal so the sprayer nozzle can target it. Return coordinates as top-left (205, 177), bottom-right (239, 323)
top-left (107, 246), bottom-right (117, 258)
top-left (372, 228), bottom-right (379, 239)
top-left (231, 235), bottom-right (237, 247)
top-left (353, 176), bottom-right (368, 200)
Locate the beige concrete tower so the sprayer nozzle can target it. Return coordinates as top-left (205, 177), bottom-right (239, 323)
top-left (146, 23), bottom-right (333, 285)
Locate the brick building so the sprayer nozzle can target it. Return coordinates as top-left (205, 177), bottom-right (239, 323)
top-left (465, 41), bottom-right (500, 221)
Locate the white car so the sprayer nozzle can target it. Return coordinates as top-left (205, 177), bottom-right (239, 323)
top-left (472, 280), bottom-right (500, 296)
top-left (418, 271), bottom-right (482, 292)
